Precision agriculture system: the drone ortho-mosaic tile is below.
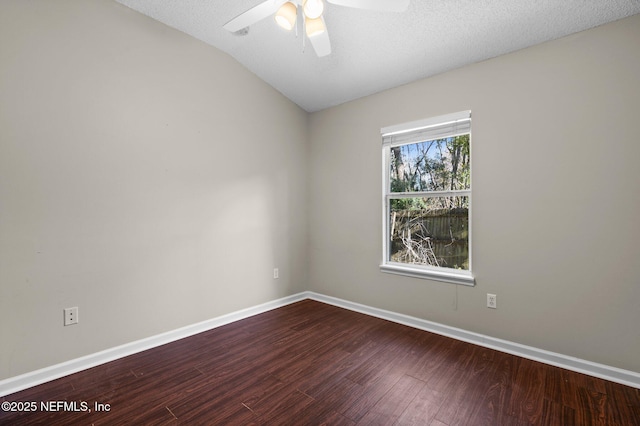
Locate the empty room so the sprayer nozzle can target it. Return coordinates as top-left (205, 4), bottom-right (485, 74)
top-left (1, 0), bottom-right (639, 424)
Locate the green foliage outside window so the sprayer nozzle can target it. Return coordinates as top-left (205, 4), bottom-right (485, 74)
top-left (388, 135), bottom-right (470, 269)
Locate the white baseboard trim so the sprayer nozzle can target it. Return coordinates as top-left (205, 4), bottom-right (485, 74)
top-left (2, 291), bottom-right (638, 396)
top-left (306, 292), bottom-right (640, 389)
top-left (0, 292), bottom-right (308, 397)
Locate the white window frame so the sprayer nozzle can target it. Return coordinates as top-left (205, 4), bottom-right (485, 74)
top-left (380, 111), bottom-right (475, 286)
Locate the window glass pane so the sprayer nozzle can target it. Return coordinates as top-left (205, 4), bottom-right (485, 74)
top-left (389, 135), bottom-right (470, 192)
top-left (389, 196), bottom-right (469, 270)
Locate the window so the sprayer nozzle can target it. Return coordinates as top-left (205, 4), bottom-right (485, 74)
top-left (381, 111), bottom-right (474, 286)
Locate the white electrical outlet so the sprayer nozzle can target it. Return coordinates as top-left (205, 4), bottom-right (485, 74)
top-left (64, 307), bottom-right (79, 326)
top-left (487, 294), bottom-right (497, 309)
top-left (273, 268), bottom-right (279, 279)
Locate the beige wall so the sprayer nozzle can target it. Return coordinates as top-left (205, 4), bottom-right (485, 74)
top-left (308, 14), bottom-right (640, 373)
top-left (0, 0), bottom-right (308, 379)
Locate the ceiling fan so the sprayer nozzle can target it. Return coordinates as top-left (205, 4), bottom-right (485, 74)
top-left (223, 0), bottom-right (410, 57)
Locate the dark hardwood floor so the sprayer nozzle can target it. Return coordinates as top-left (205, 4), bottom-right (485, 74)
top-left (2, 300), bottom-right (639, 425)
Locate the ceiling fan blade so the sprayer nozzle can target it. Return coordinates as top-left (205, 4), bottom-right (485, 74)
top-left (326, 0), bottom-right (409, 12)
top-left (223, 0), bottom-right (287, 33)
top-left (308, 19), bottom-right (331, 57)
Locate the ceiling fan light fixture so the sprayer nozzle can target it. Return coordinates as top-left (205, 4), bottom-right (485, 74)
top-left (305, 16), bottom-right (325, 37)
top-left (303, 0), bottom-right (324, 19)
top-left (275, 2), bottom-right (297, 31)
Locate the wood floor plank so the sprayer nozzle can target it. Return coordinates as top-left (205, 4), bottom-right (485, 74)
top-left (431, 364), bottom-right (492, 425)
top-left (2, 299), bottom-right (639, 425)
top-left (505, 358), bottom-right (547, 423)
top-left (260, 390), bottom-right (316, 423)
top-left (395, 384), bottom-right (445, 426)
top-left (355, 374), bottom-right (425, 425)
top-left (539, 398), bottom-right (577, 426)
top-left (338, 373), bottom-right (404, 422)
top-left (408, 335), bottom-right (459, 383)
top-left (301, 339), bottom-right (382, 398)
top-left (469, 351), bottom-right (522, 425)
top-left (295, 408), bottom-right (356, 426)
top-left (345, 325), bottom-right (413, 387)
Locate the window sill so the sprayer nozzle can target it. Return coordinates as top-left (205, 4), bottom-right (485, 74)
top-left (380, 263), bottom-right (475, 286)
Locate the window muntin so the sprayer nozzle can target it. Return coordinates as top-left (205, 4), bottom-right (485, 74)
top-left (381, 111), bottom-right (474, 285)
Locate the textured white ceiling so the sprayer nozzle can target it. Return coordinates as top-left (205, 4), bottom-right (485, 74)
top-left (115, 0), bottom-right (640, 112)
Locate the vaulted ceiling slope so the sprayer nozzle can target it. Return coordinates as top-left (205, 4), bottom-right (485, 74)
top-left (115, 0), bottom-right (640, 112)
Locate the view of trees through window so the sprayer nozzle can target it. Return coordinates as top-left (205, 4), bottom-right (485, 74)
top-left (388, 135), bottom-right (470, 270)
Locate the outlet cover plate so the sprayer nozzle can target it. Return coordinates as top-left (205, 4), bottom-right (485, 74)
top-left (64, 307), bottom-right (79, 326)
top-left (487, 294), bottom-right (497, 309)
